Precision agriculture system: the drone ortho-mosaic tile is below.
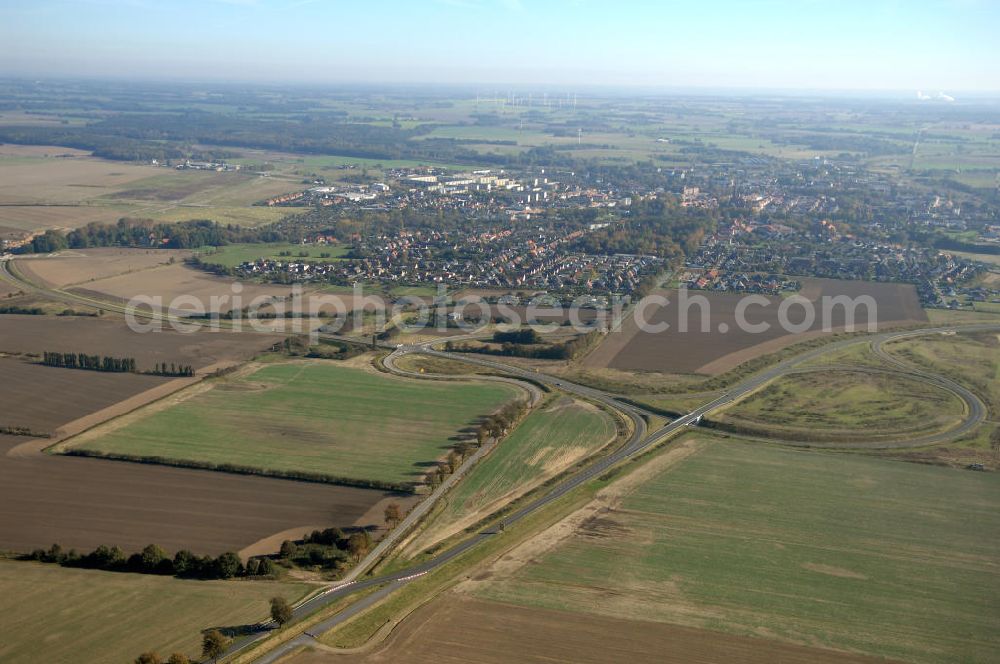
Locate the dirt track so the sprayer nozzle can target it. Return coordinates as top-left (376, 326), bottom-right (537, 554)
top-left (291, 595), bottom-right (897, 664)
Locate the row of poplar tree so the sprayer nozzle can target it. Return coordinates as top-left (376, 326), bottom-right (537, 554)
top-left (41, 352), bottom-right (195, 376)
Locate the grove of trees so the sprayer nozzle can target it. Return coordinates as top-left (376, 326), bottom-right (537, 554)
top-left (24, 542), bottom-right (276, 581)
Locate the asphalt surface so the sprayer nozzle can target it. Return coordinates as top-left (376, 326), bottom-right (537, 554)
top-left (4, 256), bottom-right (998, 663)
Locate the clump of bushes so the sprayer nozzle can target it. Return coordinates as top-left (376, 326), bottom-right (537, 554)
top-left (447, 329), bottom-right (600, 360)
top-left (274, 527), bottom-right (374, 571)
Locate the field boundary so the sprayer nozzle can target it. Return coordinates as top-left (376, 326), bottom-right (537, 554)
top-left (58, 448), bottom-right (417, 493)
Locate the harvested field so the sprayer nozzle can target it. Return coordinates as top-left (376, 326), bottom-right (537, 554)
top-left (0, 433), bottom-right (397, 556)
top-left (0, 144), bottom-right (92, 158)
top-left (291, 595), bottom-right (896, 664)
top-left (104, 170), bottom-right (298, 206)
top-left (0, 204), bottom-right (130, 232)
top-left (586, 279), bottom-right (926, 375)
top-left (20, 253), bottom-right (383, 317)
top-left (0, 148), bottom-right (295, 231)
top-left (17, 248), bottom-right (191, 288)
top-left (69, 360), bottom-right (521, 488)
top-left (0, 315), bottom-right (281, 370)
top-left (65, 262), bottom-right (307, 310)
top-left (470, 436), bottom-right (1000, 664)
top-left (0, 560), bottom-right (309, 664)
top-left (147, 204), bottom-right (293, 227)
top-left (0, 153), bottom-right (162, 207)
top-left (0, 278), bottom-right (20, 298)
top-left (104, 171), bottom-right (250, 202)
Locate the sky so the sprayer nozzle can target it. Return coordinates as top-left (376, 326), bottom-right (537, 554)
top-left (1, 0), bottom-right (998, 92)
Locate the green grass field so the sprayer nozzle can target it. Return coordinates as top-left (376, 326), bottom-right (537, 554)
top-left (0, 560), bottom-right (307, 664)
top-left (196, 242), bottom-right (350, 268)
top-left (473, 436), bottom-right (1000, 664)
top-left (715, 369), bottom-right (965, 442)
top-left (436, 397), bottom-right (615, 523)
top-left (72, 361), bottom-right (519, 487)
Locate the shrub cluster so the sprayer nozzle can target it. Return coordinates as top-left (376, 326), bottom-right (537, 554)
top-left (447, 330), bottom-right (600, 361)
top-left (275, 527), bottom-right (375, 570)
top-left (279, 335), bottom-right (367, 360)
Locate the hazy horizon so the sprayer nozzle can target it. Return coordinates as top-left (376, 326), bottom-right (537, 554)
top-left (2, 0), bottom-right (999, 93)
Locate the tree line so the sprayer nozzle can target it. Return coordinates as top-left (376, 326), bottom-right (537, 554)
top-left (43, 351), bottom-right (137, 373)
top-left (151, 362), bottom-right (196, 377)
top-left (426, 400), bottom-right (530, 488)
top-left (23, 218), bottom-right (299, 254)
top-left (24, 542), bottom-right (276, 580)
top-left (41, 351), bottom-right (194, 376)
top-left (62, 447), bottom-right (416, 493)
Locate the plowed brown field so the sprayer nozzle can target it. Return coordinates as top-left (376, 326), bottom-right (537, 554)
top-left (0, 315), bottom-right (281, 369)
top-left (293, 596), bottom-right (895, 664)
top-left (585, 278), bottom-right (925, 375)
top-left (0, 433), bottom-right (396, 555)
